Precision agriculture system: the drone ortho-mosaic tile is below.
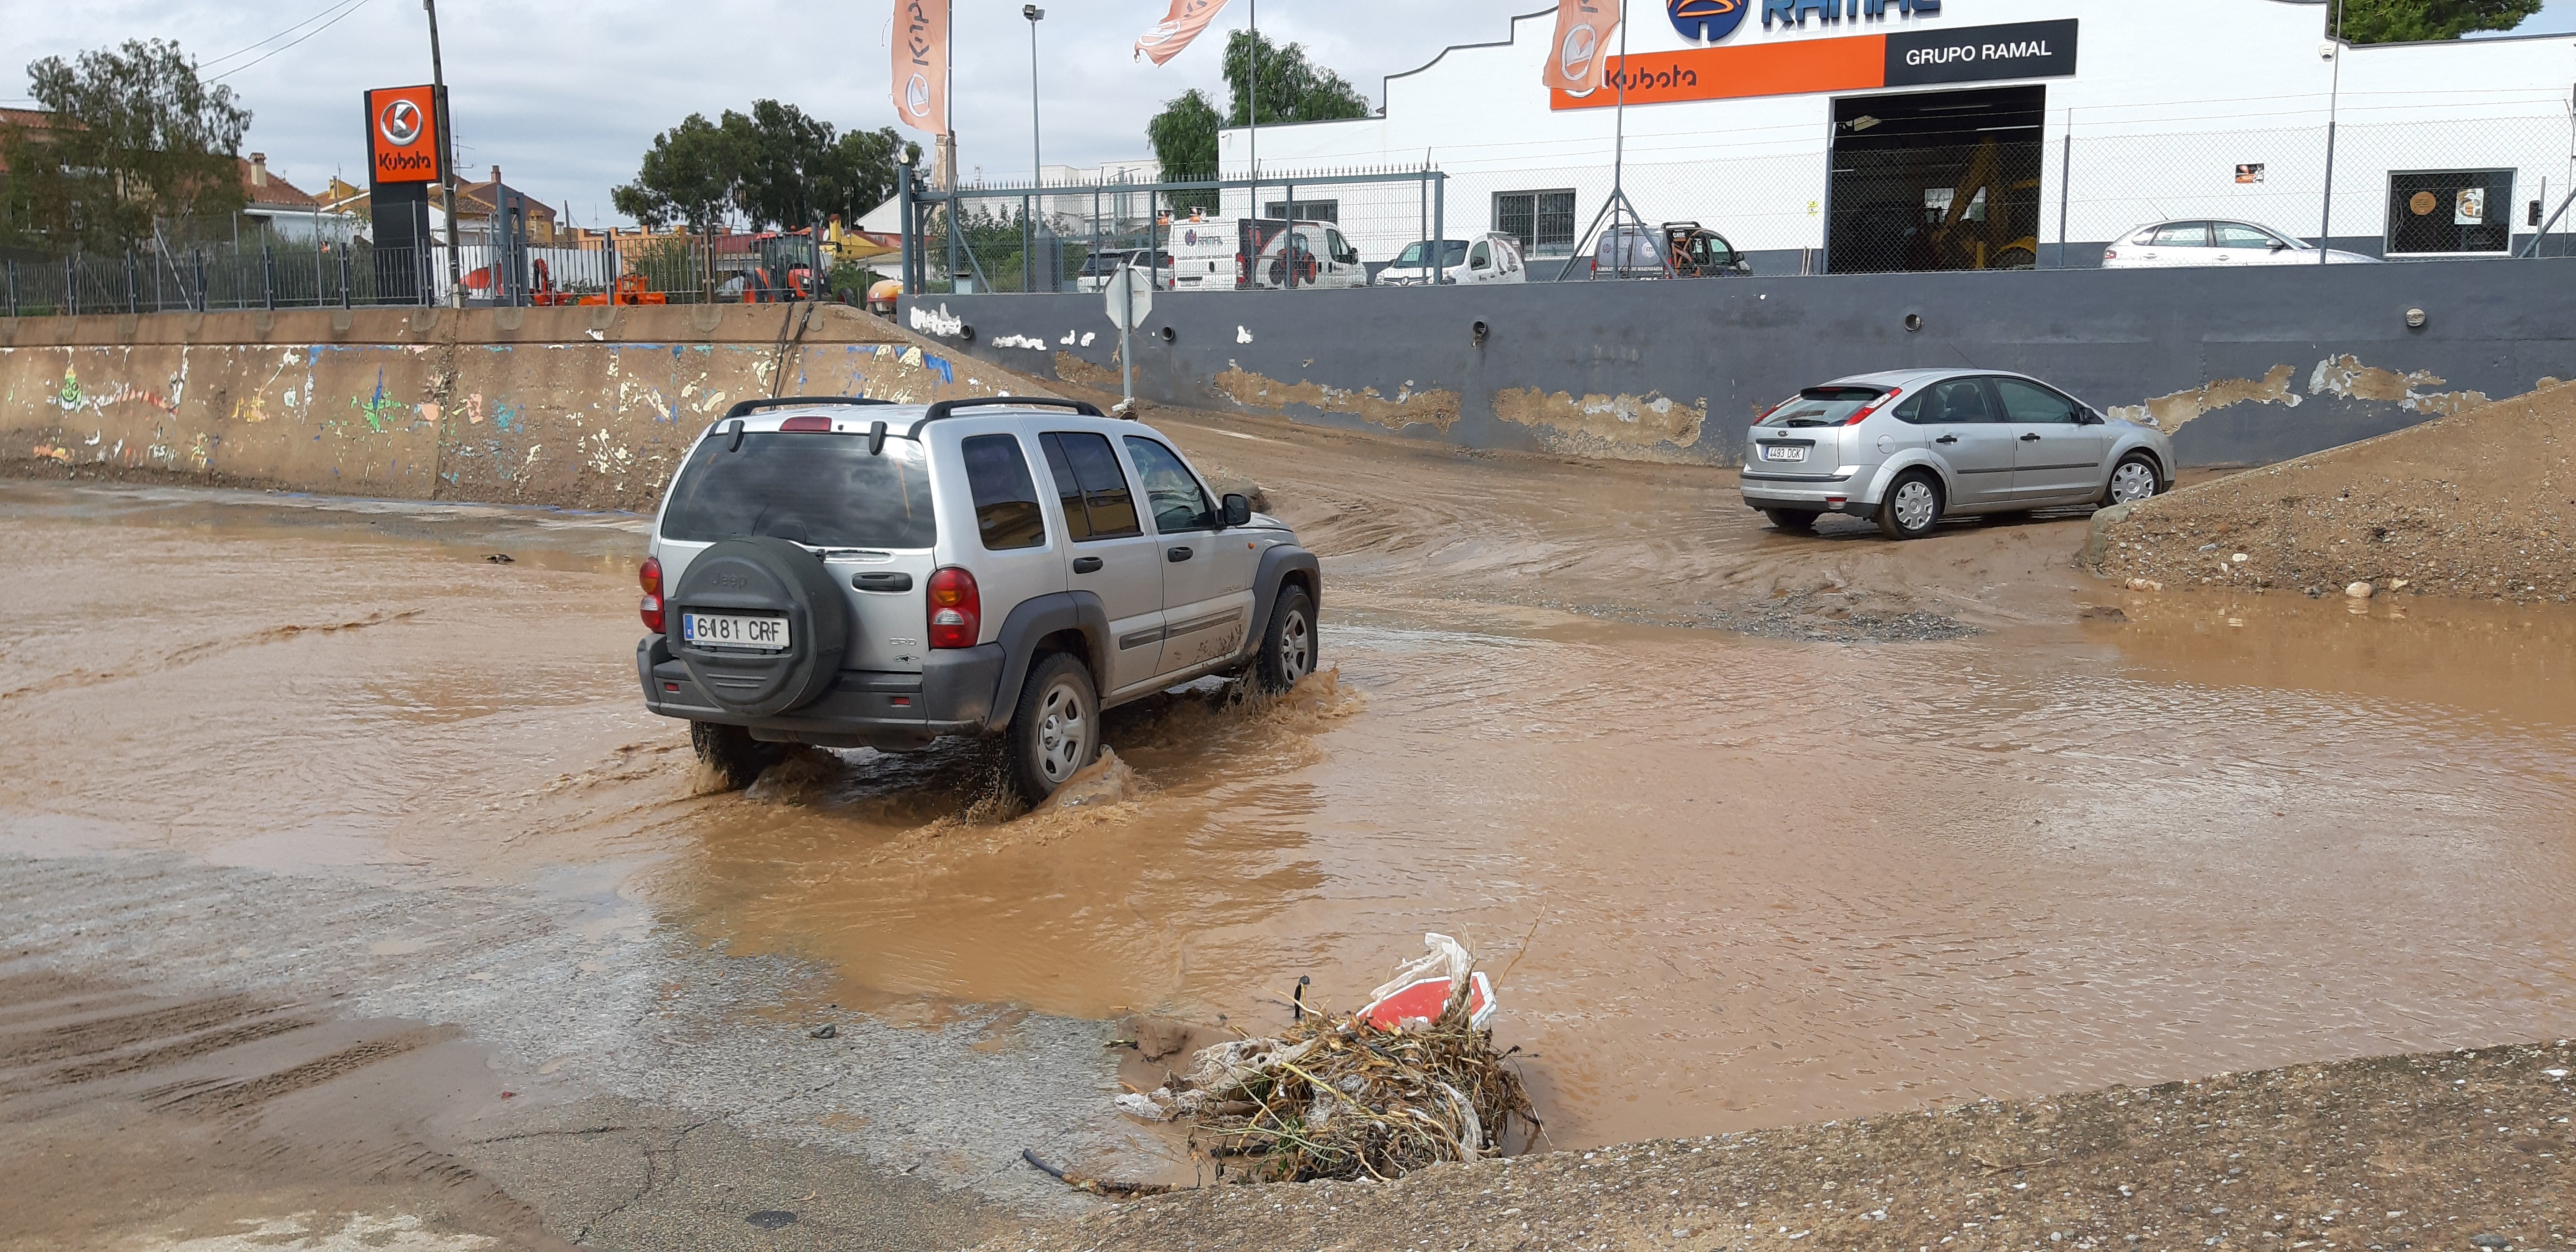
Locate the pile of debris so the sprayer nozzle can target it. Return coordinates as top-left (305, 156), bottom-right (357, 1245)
top-left (1120, 935), bottom-right (1535, 1183)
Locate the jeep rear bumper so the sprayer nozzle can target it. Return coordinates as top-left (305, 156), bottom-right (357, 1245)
top-left (637, 635), bottom-right (1005, 751)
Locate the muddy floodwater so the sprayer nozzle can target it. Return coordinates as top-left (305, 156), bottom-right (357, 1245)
top-left (5, 420), bottom-right (2575, 1187)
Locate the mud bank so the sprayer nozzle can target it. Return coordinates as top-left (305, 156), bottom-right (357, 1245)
top-left (2088, 381), bottom-right (2576, 602)
top-left (984, 1042), bottom-right (2576, 1252)
top-left (0, 305), bottom-right (1050, 512)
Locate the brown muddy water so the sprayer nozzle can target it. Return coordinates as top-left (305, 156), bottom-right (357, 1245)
top-left (5, 456), bottom-right (2574, 1170)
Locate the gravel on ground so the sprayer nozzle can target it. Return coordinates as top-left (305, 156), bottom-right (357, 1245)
top-left (2088, 381), bottom-right (2575, 603)
top-left (980, 1042), bottom-right (2576, 1252)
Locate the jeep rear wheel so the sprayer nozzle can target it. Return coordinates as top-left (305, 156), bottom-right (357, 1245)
top-left (691, 721), bottom-right (780, 791)
top-left (1256, 584), bottom-right (1317, 692)
top-left (1007, 652), bottom-right (1100, 803)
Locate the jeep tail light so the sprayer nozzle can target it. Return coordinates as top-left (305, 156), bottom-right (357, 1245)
top-left (778, 414), bottom-right (832, 432)
top-left (1842, 387), bottom-right (1902, 425)
top-left (926, 566), bottom-right (980, 649)
top-left (639, 556), bottom-right (664, 632)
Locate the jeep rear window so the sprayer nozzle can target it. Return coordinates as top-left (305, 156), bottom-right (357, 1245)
top-left (659, 432), bottom-right (936, 549)
top-left (961, 434), bottom-right (1047, 550)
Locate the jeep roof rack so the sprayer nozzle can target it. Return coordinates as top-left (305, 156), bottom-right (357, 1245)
top-left (907, 395), bottom-right (1106, 438)
top-left (720, 395), bottom-right (896, 421)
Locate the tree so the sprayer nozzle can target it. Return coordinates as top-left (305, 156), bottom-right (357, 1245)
top-left (1218, 30), bottom-right (1374, 129)
top-left (1146, 33), bottom-right (1371, 212)
top-left (2338, 0), bottom-right (2542, 42)
top-left (1147, 88), bottom-right (1223, 210)
top-left (613, 101), bottom-right (905, 235)
top-left (0, 39), bottom-right (250, 249)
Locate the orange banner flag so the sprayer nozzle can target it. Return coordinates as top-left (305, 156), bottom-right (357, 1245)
top-left (1136, 0), bottom-right (1231, 66)
top-left (1540, 0), bottom-right (1618, 96)
top-left (893, 0), bottom-right (949, 133)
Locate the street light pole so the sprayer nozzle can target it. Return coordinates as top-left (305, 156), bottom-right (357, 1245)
top-left (1023, 5), bottom-right (1044, 183)
top-left (424, 0), bottom-right (463, 305)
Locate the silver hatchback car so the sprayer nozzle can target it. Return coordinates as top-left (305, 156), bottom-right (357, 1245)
top-left (1739, 369), bottom-right (2174, 539)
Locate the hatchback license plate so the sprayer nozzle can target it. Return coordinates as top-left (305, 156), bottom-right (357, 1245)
top-left (684, 612), bottom-right (790, 650)
top-left (1764, 445), bottom-right (1807, 462)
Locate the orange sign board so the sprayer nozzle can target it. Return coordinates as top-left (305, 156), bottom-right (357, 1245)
top-left (366, 85), bottom-right (444, 184)
top-left (1552, 36), bottom-right (1885, 110)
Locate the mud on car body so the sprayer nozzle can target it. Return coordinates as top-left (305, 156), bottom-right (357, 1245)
top-left (636, 396), bottom-right (1320, 802)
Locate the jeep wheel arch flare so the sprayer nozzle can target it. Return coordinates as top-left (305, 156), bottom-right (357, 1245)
top-left (669, 537), bottom-right (851, 717)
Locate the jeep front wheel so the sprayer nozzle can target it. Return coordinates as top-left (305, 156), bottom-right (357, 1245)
top-left (1256, 584), bottom-right (1317, 692)
top-left (1007, 652), bottom-right (1101, 803)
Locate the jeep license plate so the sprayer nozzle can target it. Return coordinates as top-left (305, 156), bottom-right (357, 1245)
top-left (684, 612), bottom-right (790, 651)
top-left (1764, 445), bottom-right (1807, 462)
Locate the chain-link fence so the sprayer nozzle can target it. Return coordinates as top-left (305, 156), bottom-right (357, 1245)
top-left (904, 166), bottom-right (1450, 294)
top-left (0, 231), bottom-right (875, 314)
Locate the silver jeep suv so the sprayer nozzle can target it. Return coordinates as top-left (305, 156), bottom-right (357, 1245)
top-left (635, 395), bottom-right (1320, 802)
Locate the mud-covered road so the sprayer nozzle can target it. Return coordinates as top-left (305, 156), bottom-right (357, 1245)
top-left (5, 411), bottom-right (2574, 1250)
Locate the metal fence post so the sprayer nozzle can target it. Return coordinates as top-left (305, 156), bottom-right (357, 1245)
top-left (1284, 180), bottom-right (1296, 289)
top-left (5, 259), bottom-right (15, 317)
top-left (2058, 122), bottom-right (2073, 270)
top-left (1431, 173), bottom-right (1446, 285)
top-left (262, 244), bottom-right (276, 310)
top-left (194, 249), bottom-right (208, 312)
top-left (340, 247), bottom-right (353, 308)
top-left (126, 251), bottom-right (138, 313)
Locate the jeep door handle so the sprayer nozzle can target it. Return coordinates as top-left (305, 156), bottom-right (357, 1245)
top-left (1167, 546), bottom-right (1193, 563)
top-left (2020, 432), bottom-right (2044, 442)
top-left (1935, 434), bottom-right (1959, 444)
top-left (1072, 556), bottom-right (1103, 574)
top-left (851, 571), bottom-right (914, 592)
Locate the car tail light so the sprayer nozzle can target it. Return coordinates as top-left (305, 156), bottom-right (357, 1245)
top-left (639, 556), bottom-right (664, 631)
top-left (778, 414), bottom-right (832, 432)
top-left (1841, 387), bottom-right (1903, 425)
top-left (926, 566), bottom-right (980, 649)
top-left (2102, 248), bottom-right (2119, 261)
top-left (1235, 252), bottom-right (1245, 283)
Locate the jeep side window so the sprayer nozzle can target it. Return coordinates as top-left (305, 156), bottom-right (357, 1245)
top-left (1039, 432), bottom-right (1142, 540)
top-left (1122, 437), bottom-right (1216, 533)
top-left (961, 434), bottom-right (1046, 550)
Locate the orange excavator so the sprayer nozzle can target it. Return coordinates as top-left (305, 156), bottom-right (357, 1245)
top-left (529, 261), bottom-right (668, 307)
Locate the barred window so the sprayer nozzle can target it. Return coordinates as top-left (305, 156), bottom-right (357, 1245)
top-left (1495, 189), bottom-right (1577, 257)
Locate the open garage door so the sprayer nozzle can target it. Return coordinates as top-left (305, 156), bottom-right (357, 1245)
top-left (1826, 85), bottom-right (2047, 275)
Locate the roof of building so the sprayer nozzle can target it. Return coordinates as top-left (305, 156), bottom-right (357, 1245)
top-left (240, 154), bottom-right (323, 211)
top-left (454, 166), bottom-right (558, 221)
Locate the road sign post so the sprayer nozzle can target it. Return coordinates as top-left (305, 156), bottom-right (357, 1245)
top-left (1105, 263), bottom-right (1152, 411)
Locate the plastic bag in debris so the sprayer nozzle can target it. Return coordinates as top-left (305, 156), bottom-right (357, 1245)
top-left (1359, 932), bottom-right (1496, 1032)
top-left (1113, 1091), bottom-right (1172, 1122)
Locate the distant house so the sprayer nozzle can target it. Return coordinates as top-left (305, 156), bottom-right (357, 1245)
top-left (453, 166), bottom-right (563, 245)
top-left (237, 153), bottom-right (356, 242)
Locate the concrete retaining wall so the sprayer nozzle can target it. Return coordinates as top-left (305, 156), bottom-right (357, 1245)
top-left (908, 257), bottom-right (2576, 468)
top-left (0, 304), bottom-right (1036, 512)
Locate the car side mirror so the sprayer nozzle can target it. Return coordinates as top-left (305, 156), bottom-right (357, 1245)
top-left (2079, 409), bottom-right (2104, 425)
top-left (2270, 240), bottom-right (2291, 251)
top-left (1220, 493), bottom-right (1252, 528)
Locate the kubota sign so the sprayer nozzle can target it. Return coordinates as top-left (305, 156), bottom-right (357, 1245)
top-left (365, 85), bottom-right (445, 185)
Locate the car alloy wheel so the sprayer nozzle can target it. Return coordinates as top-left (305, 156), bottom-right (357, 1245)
top-left (1277, 606), bottom-right (1313, 683)
top-left (1035, 676), bottom-right (1091, 785)
top-left (1892, 480), bottom-right (1938, 531)
top-left (2108, 459), bottom-right (2160, 505)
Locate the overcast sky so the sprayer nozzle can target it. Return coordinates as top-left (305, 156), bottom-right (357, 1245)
top-left (4, 0), bottom-right (2571, 227)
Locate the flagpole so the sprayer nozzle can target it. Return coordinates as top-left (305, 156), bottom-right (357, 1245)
top-left (1248, 0), bottom-right (1260, 182)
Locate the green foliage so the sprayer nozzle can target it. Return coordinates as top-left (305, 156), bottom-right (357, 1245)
top-left (2337, 0), bottom-right (2543, 42)
top-left (1219, 30), bottom-right (1374, 128)
top-left (612, 101), bottom-right (905, 234)
top-left (1146, 88), bottom-right (1222, 212)
top-left (1, 39), bottom-right (251, 249)
top-left (1144, 33), bottom-right (1370, 216)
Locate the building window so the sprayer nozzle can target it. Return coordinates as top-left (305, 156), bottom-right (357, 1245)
top-left (1495, 189), bottom-right (1577, 257)
top-left (1262, 199), bottom-right (1339, 222)
top-left (2386, 169), bottom-right (2514, 256)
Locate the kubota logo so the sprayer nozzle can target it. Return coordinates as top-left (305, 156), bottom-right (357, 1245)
top-left (1559, 22), bottom-right (1600, 81)
top-left (903, 71), bottom-right (932, 119)
top-left (378, 97), bottom-right (422, 146)
top-left (1667, 0), bottom-right (1748, 42)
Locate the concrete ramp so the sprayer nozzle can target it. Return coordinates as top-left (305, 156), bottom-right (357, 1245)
top-left (0, 304), bottom-right (1059, 512)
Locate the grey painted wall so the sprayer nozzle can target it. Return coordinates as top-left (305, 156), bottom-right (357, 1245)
top-left (905, 256), bottom-right (2576, 469)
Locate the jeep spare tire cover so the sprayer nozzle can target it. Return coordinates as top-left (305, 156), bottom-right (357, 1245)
top-left (668, 537), bottom-right (850, 717)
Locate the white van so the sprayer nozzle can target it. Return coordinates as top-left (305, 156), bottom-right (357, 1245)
top-left (1376, 233), bottom-right (1526, 286)
top-left (1165, 216), bottom-right (1240, 290)
top-left (1249, 221), bottom-right (1367, 290)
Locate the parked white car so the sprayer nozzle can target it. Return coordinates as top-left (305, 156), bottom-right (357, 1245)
top-left (2102, 220), bottom-right (2379, 267)
top-left (1376, 234), bottom-right (1527, 286)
